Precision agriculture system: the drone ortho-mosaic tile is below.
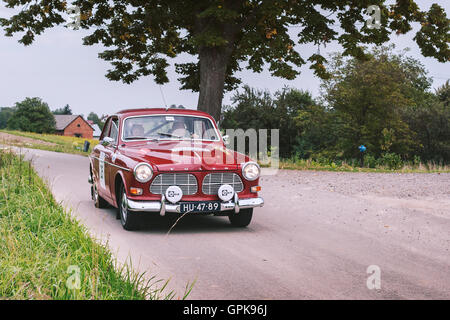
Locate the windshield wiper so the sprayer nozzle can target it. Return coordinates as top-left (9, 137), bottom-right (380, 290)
top-left (125, 136), bottom-right (148, 140)
top-left (157, 132), bottom-right (181, 139)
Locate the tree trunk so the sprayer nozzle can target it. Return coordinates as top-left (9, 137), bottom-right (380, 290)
top-left (197, 47), bottom-right (230, 122)
top-left (195, 7), bottom-right (239, 122)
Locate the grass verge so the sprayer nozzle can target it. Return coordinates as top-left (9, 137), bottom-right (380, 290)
top-left (272, 158), bottom-right (450, 173)
top-left (0, 148), bottom-right (191, 299)
top-left (0, 130), bottom-right (99, 157)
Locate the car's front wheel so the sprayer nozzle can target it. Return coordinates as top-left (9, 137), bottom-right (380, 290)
top-left (118, 184), bottom-right (139, 231)
top-left (228, 208), bottom-right (253, 228)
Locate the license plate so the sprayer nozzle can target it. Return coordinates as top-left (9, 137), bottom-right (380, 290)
top-left (179, 201), bottom-right (221, 213)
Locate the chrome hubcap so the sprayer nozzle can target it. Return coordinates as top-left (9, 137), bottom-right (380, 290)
top-left (93, 185), bottom-right (99, 202)
top-left (121, 192), bottom-right (128, 222)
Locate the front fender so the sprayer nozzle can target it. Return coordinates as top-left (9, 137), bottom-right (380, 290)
top-left (113, 170), bottom-right (129, 208)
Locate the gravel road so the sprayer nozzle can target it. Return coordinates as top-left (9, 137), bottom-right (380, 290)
top-left (21, 148), bottom-right (450, 299)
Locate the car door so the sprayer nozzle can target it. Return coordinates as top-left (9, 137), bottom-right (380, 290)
top-left (95, 118), bottom-right (111, 200)
top-left (95, 116), bottom-right (118, 200)
top-left (102, 116), bottom-right (119, 199)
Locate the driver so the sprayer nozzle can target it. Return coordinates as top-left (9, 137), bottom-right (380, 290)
top-left (171, 119), bottom-right (190, 138)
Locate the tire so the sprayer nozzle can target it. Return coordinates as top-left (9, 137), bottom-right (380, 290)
top-left (228, 208), bottom-right (253, 228)
top-left (92, 183), bottom-right (108, 208)
top-left (118, 184), bottom-right (139, 231)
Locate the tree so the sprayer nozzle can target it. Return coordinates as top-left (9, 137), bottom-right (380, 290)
top-left (293, 104), bottom-right (340, 160)
top-left (0, 107), bottom-right (15, 129)
top-left (7, 97), bottom-right (56, 133)
top-left (404, 101), bottom-right (450, 163)
top-left (272, 88), bottom-right (317, 158)
top-left (1, 1), bottom-right (448, 120)
top-left (221, 86), bottom-right (275, 151)
top-left (435, 80), bottom-right (450, 109)
top-left (222, 86), bottom-right (315, 158)
top-left (321, 45), bottom-right (432, 159)
top-left (53, 104), bottom-right (73, 115)
top-left (402, 82), bottom-right (450, 163)
top-left (87, 111), bottom-right (105, 130)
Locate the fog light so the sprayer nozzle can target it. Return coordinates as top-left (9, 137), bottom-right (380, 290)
top-left (165, 185), bottom-right (183, 204)
top-left (251, 186), bottom-right (261, 193)
top-left (130, 187), bottom-right (143, 195)
top-left (218, 184), bottom-right (234, 202)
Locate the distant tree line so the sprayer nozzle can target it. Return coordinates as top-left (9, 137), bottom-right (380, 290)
top-left (222, 46), bottom-right (449, 165)
top-left (0, 100), bottom-right (105, 132)
top-left (52, 104), bottom-right (73, 115)
top-left (1, 98), bottom-right (56, 133)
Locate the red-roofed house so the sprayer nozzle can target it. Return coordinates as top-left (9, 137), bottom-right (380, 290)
top-left (54, 115), bottom-right (93, 139)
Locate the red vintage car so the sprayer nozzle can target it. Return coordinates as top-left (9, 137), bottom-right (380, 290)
top-left (88, 107), bottom-right (264, 230)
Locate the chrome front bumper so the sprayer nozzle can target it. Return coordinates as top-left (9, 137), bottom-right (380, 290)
top-left (126, 194), bottom-right (264, 216)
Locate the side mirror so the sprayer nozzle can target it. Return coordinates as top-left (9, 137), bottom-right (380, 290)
top-left (101, 137), bottom-right (114, 147)
top-left (222, 135), bottom-right (230, 145)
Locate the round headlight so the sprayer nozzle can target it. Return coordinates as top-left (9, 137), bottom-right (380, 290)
top-left (133, 163), bottom-right (153, 183)
top-left (242, 162), bottom-right (260, 181)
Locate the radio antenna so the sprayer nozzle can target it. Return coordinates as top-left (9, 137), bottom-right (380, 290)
top-left (159, 84), bottom-right (168, 109)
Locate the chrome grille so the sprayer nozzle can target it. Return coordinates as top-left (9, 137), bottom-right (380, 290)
top-left (150, 173), bottom-right (198, 195)
top-left (202, 173), bottom-right (244, 195)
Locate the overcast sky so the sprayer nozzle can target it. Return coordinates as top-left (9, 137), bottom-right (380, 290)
top-left (0, 1), bottom-right (449, 117)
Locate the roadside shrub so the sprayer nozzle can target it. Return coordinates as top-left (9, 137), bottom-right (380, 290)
top-left (364, 154), bottom-right (377, 168)
top-left (378, 153), bottom-right (403, 170)
top-left (413, 155), bottom-right (421, 167)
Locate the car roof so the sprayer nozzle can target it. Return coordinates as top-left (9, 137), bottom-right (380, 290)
top-left (116, 107), bottom-right (213, 118)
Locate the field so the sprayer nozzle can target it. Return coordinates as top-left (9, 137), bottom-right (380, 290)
top-left (0, 148), bottom-right (188, 299)
top-left (0, 130), bottom-right (99, 156)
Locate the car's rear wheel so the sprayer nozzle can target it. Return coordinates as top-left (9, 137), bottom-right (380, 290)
top-left (228, 208), bottom-right (253, 228)
top-left (118, 184), bottom-right (139, 231)
top-left (92, 182), bottom-right (108, 208)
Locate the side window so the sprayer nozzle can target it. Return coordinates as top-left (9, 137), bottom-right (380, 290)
top-left (109, 118), bottom-right (119, 145)
top-left (100, 118), bottom-right (112, 141)
top-left (99, 117), bottom-right (118, 146)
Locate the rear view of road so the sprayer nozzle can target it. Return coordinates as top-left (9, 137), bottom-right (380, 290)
top-left (23, 148), bottom-right (450, 299)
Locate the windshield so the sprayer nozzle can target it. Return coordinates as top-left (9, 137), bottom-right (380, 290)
top-left (122, 115), bottom-right (220, 141)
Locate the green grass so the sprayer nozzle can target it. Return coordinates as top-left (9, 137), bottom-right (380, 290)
top-left (0, 148), bottom-right (192, 299)
top-left (0, 130), bottom-right (99, 157)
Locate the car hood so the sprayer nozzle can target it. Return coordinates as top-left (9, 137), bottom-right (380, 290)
top-left (121, 140), bottom-right (247, 171)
